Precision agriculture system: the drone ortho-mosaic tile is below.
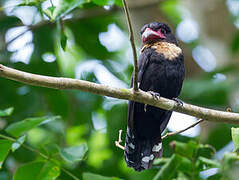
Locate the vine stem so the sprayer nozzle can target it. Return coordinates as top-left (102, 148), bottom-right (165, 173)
top-left (122, 0), bottom-right (139, 91)
top-left (115, 119), bottom-right (204, 150)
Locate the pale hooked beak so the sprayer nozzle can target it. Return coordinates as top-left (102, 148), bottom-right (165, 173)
top-left (142, 28), bottom-right (166, 43)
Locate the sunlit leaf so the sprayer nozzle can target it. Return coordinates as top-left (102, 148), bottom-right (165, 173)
top-left (176, 157), bottom-right (192, 173)
top-left (160, 0), bottom-right (182, 25)
top-left (60, 30), bottom-right (67, 51)
top-left (113, 0), bottom-right (122, 6)
top-left (43, 6), bottom-right (56, 20)
top-left (0, 139), bottom-right (12, 168)
top-left (59, 143), bottom-right (88, 163)
top-left (171, 140), bottom-right (198, 159)
top-left (153, 154), bottom-right (183, 180)
top-left (5, 116), bottom-right (61, 137)
top-left (0, 107), bottom-right (14, 117)
top-left (196, 157), bottom-right (221, 171)
top-left (88, 131), bottom-right (111, 168)
top-left (11, 135), bottom-right (26, 152)
top-left (18, 0), bottom-right (45, 6)
top-left (83, 172), bottom-right (121, 180)
top-left (231, 127), bottom-right (239, 152)
top-left (57, 19), bottom-right (67, 51)
top-left (223, 152), bottom-right (239, 167)
top-left (13, 161), bottom-right (60, 180)
top-left (44, 0), bottom-right (87, 21)
top-left (92, 0), bottom-right (109, 6)
top-left (153, 158), bottom-right (170, 166)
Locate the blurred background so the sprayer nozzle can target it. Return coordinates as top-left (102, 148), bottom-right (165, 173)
top-left (1, 0), bottom-right (239, 179)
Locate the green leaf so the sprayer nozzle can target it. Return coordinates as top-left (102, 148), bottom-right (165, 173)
top-left (11, 135), bottom-right (26, 152)
top-left (176, 157), bottom-right (193, 173)
top-left (232, 127), bottom-right (239, 152)
top-left (83, 172), bottom-right (121, 180)
top-left (196, 157), bottom-right (221, 171)
top-left (0, 107), bottom-right (14, 117)
top-left (113, 0), bottom-right (122, 6)
top-left (43, 6), bottom-right (56, 20)
top-left (207, 173), bottom-right (222, 180)
top-left (13, 161), bottom-right (60, 180)
top-left (59, 143), bottom-right (88, 163)
top-left (160, 0), bottom-right (182, 25)
top-left (171, 140), bottom-right (198, 159)
top-left (44, 0), bottom-right (87, 21)
top-left (18, 0), bottom-right (45, 6)
top-left (60, 30), bottom-right (67, 51)
top-left (0, 139), bottom-right (12, 168)
top-left (223, 152), bottom-right (239, 169)
top-left (153, 158), bottom-right (170, 166)
top-left (92, 0), bottom-right (109, 5)
top-left (6, 116), bottom-right (61, 137)
top-left (153, 154), bottom-right (183, 180)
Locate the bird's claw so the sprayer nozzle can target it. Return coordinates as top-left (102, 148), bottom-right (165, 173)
top-left (148, 91), bottom-right (160, 100)
top-left (144, 104), bottom-right (147, 112)
top-left (173, 98), bottom-right (183, 107)
top-left (144, 91), bottom-right (160, 112)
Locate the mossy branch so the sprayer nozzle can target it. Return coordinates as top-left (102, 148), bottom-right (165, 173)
top-left (1, 64), bottom-right (239, 124)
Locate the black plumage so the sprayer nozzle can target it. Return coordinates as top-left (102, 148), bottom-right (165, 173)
top-left (124, 22), bottom-right (185, 171)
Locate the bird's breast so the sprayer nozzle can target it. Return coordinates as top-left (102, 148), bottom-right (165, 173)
top-left (141, 42), bottom-right (182, 61)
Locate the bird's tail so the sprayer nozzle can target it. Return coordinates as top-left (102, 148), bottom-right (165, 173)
top-left (124, 127), bottom-right (163, 171)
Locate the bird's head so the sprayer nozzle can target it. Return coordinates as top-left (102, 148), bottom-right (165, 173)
top-left (140, 22), bottom-right (177, 45)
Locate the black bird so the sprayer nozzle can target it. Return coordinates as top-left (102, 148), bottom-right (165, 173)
top-left (124, 22), bottom-right (185, 171)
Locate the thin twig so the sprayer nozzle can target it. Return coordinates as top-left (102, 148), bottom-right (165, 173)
top-left (162, 119), bottom-right (204, 139)
top-left (115, 119), bottom-right (204, 151)
top-left (115, 130), bottom-right (125, 150)
top-left (1, 64), bottom-right (239, 124)
top-left (0, 133), bottom-right (80, 180)
top-left (122, 0), bottom-right (139, 91)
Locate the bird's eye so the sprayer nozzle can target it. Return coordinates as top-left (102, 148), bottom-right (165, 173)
top-left (159, 28), bottom-right (166, 34)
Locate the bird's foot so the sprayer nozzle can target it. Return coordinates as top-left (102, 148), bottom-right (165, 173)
top-left (147, 91), bottom-right (161, 100)
top-left (144, 104), bottom-right (147, 112)
top-left (144, 91), bottom-right (160, 112)
top-left (173, 98), bottom-right (183, 107)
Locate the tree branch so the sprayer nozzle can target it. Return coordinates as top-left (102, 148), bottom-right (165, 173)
top-left (0, 64), bottom-right (239, 124)
top-left (122, 0), bottom-right (139, 91)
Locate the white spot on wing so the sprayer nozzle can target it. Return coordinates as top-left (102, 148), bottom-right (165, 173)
top-left (152, 142), bottom-right (162, 152)
top-left (128, 143), bottom-right (135, 149)
top-left (142, 154), bottom-right (154, 163)
top-left (127, 127), bottom-right (134, 138)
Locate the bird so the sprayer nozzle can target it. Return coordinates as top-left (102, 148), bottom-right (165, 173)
top-left (124, 22), bottom-right (185, 171)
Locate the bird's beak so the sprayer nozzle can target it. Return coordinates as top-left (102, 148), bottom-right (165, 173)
top-left (142, 28), bottom-right (166, 43)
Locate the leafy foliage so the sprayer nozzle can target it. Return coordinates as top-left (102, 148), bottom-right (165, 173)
top-left (0, 107), bottom-right (14, 117)
top-left (5, 116), bottom-right (61, 137)
top-left (0, 139), bottom-right (12, 168)
top-left (13, 161), bottom-right (60, 180)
